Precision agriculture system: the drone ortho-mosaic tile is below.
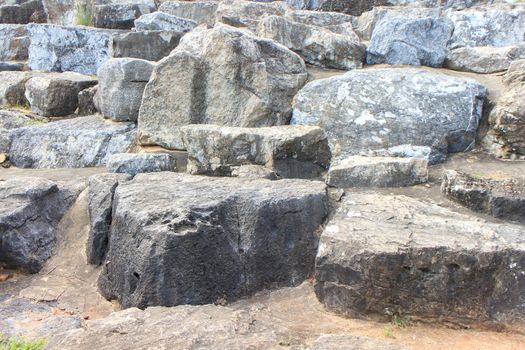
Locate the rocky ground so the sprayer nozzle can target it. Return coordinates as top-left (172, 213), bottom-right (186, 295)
top-left (1, 0), bottom-right (525, 349)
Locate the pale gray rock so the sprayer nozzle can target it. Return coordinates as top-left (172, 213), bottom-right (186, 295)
top-left (0, 177), bottom-right (77, 272)
top-left (181, 124), bottom-right (330, 178)
top-left (134, 11), bottom-right (197, 32)
top-left (442, 169), bottom-right (525, 223)
top-left (9, 115), bottom-right (136, 168)
top-left (93, 3), bottom-right (153, 29)
top-left (315, 193), bottom-right (525, 329)
top-left (446, 4), bottom-right (525, 48)
top-left (327, 156), bottom-right (428, 188)
top-left (291, 68), bottom-right (487, 163)
top-left (215, 0), bottom-right (286, 32)
top-left (366, 16), bottom-right (454, 67)
top-left (0, 24), bottom-right (28, 61)
top-left (445, 44), bottom-right (525, 74)
top-left (24, 72), bottom-right (97, 117)
top-left (105, 153), bottom-right (177, 175)
top-left (0, 71), bottom-right (30, 106)
top-left (159, 0), bottom-right (218, 26)
top-left (138, 24), bottom-right (307, 150)
top-left (97, 58), bottom-right (155, 122)
top-left (112, 30), bottom-right (183, 62)
top-left (368, 144), bottom-right (440, 164)
top-left (258, 15), bottom-right (365, 70)
top-left (87, 173), bottom-right (131, 265)
top-left (98, 172), bottom-right (328, 308)
top-left (77, 85), bottom-right (97, 115)
top-left (231, 164), bottom-right (278, 180)
top-left (42, 0), bottom-right (75, 25)
top-left (0, 109), bottom-right (30, 153)
top-left (284, 9), bottom-right (354, 27)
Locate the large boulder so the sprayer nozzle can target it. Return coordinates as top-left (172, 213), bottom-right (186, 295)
top-left (112, 30), bottom-right (183, 62)
top-left (258, 15), bottom-right (365, 70)
top-left (445, 44), bottom-right (525, 74)
top-left (446, 5), bottom-right (525, 49)
top-left (96, 58), bottom-right (155, 122)
top-left (366, 16), bottom-right (454, 67)
top-left (158, 0), bottom-right (218, 26)
top-left (9, 115), bottom-right (136, 168)
top-left (105, 153), bottom-right (177, 175)
top-left (134, 11), bottom-right (197, 32)
top-left (0, 24), bottom-right (29, 61)
top-left (484, 59), bottom-right (525, 158)
top-left (181, 124), bottom-right (331, 178)
top-left (291, 68), bottom-right (487, 164)
top-left (93, 3), bottom-right (153, 29)
top-left (0, 0), bottom-right (46, 24)
top-left (138, 24), bottom-right (307, 150)
top-left (98, 173), bottom-right (328, 308)
top-left (0, 71), bottom-right (30, 106)
top-left (0, 177), bottom-right (77, 273)
top-left (215, 0), bottom-right (286, 32)
top-left (24, 72), bottom-right (97, 117)
top-left (315, 193), bottom-right (525, 329)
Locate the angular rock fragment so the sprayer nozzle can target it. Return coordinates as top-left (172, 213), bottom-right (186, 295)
top-left (231, 164), bottom-right (278, 180)
top-left (0, 177), bottom-right (77, 272)
top-left (134, 11), bottom-right (197, 32)
top-left (215, 0), bottom-right (286, 32)
top-left (0, 61), bottom-right (25, 71)
top-left (258, 15), bottom-right (365, 70)
top-left (0, 24), bottom-right (29, 61)
top-left (315, 193), bottom-right (525, 329)
top-left (0, 0), bottom-right (46, 24)
top-left (181, 124), bottom-right (330, 179)
top-left (77, 85), bottom-right (98, 115)
top-left (99, 173), bottom-right (328, 308)
top-left (159, 0), bottom-right (218, 26)
top-left (105, 153), bottom-right (177, 175)
top-left (96, 58), bottom-right (154, 122)
top-left (9, 115), bottom-right (136, 168)
top-left (284, 9), bottom-right (354, 27)
top-left (445, 45), bottom-right (525, 74)
top-left (0, 109), bottom-right (30, 153)
top-left (327, 156), bottom-right (428, 188)
top-left (138, 24), bottom-right (307, 150)
top-left (291, 68), bottom-right (487, 163)
top-left (93, 3), bottom-right (153, 30)
top-left (0, 71), bottom-right (30, 106)
top-left (112, 30), bottom-right (183, 62)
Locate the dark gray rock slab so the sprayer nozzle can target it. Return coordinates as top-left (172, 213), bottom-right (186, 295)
top-left (105, 153), bottom-right (177, 175)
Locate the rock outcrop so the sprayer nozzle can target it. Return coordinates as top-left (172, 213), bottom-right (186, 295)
top-left (158, 0), bottom-right (218, 26)
top-left (0, 71), bottom-right (30, 106)
top-left (445, 45), bottom-right (525, 74)
top-left (134, 11), bottom-right (197, 32)
top-left (105, 153), bottom-right (177, 175)
top-left (111, 30), bottom-right (183, 62)
top-left (215, 0), bottom-right (286, 32)
top-left (92, 3), bottom-right (153, 30)
top-left (0, 24), bottom-right (29, 61)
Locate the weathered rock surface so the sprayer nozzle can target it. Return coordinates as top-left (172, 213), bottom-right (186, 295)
top-left (9, 115), bottom-right (136, 168)
top-left (315, 193), bottom-right (525, 329)
top-left (366, 16), bottom-right (453, 67)
top-left (0, 71), bottom-right (30, 106)
top-left (446, 5), bottom-right (525, 49)
top-left (258, 15), bottom-right (365, 70)
top-left (159, 0), bottom-right (218, 26)
top-left (285, 0), bottom-right (390, 16)
top-left (484, 59), bottom-right (525, 158)
top-left (134, 11), bottom-right (197, 32)
top-left (309, 334), bottom-right (407, 350)
top-left (0, 0), bottom-right (46, 24)
top-left (445, 44), bottom-right (525, 73)
top-left (0, 177), bottom-right (77, 272)
top-left (98, 173), bottom-right (327, 308)
top-left (231, 164), bottom-right (278, 180)
top-left (138, 24), bottom-right (307, 150)
top-left (0, 24), bottom-right (28, 61)
top-left (181, 124), bottom-right (330, 178)
top-left (96, 57), bottom-right (154, 122)
top-left (327, 156), bottom-right (428, 188)
top-left (93, 3), bottom-right (153, 30)
top-left (215, 0), bottom-right (286, 32)
top-left (87, 173), bottom-right (131, 265)
top-left (0, 61), bottom-right (25, 71)
top-left (291, 68), bottom-right (487, 163)
top-left (442, 169), bottom-right (525, 223)
top-left (284, 9), bottom-right (354, 27)
top-left (0, 109), bottom-right (30, 153)
top-left (105, 153), bottom-right (177, 175)
top-left (112, 30), bottom-right (183, 62)
top-left (77, 85), bottom-right (97, 115)
top-left (24, 72), bottom-right (97, 117)
top-left (42, 0), bottom-right (75, 25)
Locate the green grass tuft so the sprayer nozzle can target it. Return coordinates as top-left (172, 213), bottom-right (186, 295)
top-left (75, 0), bottom-right (94, 26)
top-left (0, 333), bottom-right (47, 350)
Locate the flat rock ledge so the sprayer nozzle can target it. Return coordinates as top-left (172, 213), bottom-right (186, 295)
top-left (98, 172), bottom-right (328, 308)
top-left (315, 193), bottom-right (525, 331)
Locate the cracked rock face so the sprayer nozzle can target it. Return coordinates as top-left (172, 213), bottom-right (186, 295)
top-left (291, 68), bottom-right (487, 164)
top-left (0, 177), bottom-right (78, 273)
top-left (138, 24), bottom-right (308, 150)
top-left (158, 0), bottom-right (219, 26)
top-left (315, 193), bottom-right (525, 330)
top-left (98, 173), bottom-right (327, 308)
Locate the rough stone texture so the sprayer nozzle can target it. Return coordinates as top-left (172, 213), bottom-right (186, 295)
top-left (0, 109), bottom-right (30, 153)
top-left (315, 193), bottom-right (525, 329)
top-left (87, 173), bottom-right (131, 266)
top-left (326, 156), bottom-right (428, 188)
top-left (284, 9), bottom-right (354, 27)
top-left (93, 3), bottom-right (153, 30)
top-left (368, 144), bottom-right (438, 164)
top-left (24, 72), bottom-right (97, 117)
top-left (445, 44), bottom-right (525, 74)
top-left (291, 68), bottom-right (487, 164)
top-left (215, 0), bottom-right (286, 32)
top-left (105, 153), bottom-right (177, 175)
top-left (181, 124), bottom-right (330, 178)
top-left (9, 115), bottom-right (136, 168)
top-left (0, 71), bottom-right (30, 106)
top-left (309, 335), bottom-right (407, 350)
top-left (98, 172), bottom-right (327, 308)
top-left (446, 5), bottom-right (525, 49)
top-left (484, 59), bottom-right (525, 158)
top-left (159, 0), bottom-right (218, 26)
top-left (96, 58), bottom-right (154, 122)
top-left (134, 11), bottom-right (197, 32)
top-left (27, 24), bottom-right (114, 74)
top-left (285, 0), bottom-right (390, 16)
top-left (442, 169), bottom-right (525, 223)
top-left (77, 85), bottom-right (97, 115)
top-left (112, 30), bottom-right (183, 62)
top-left (231, 164), bottom-right (278, 180)
top-left (0, 177), bottom-right (77, 272)
top-left (42, 0), bottom-right (75, 25)
top-left (0, 24), bottom-right (28, 61)
top-left (366, 16), bottom-right (453, 67)
top-left (0, 0), bottom-right (46, 24)
top-left (138, 24), bottom-right (308, 150)
top-left (0, 61), bottom-right (25, 71)
top-left (258, 15), bottom-right (365, 70)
